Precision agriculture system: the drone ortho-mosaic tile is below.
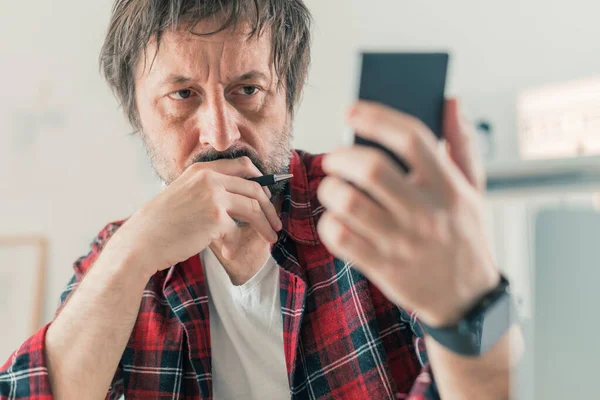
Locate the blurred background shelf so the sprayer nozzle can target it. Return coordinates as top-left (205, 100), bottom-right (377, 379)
top-left (485, 155), bottom-right (600, 197)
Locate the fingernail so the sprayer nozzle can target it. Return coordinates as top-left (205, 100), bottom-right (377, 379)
top-left (267, 187), bottom-right (272, 198)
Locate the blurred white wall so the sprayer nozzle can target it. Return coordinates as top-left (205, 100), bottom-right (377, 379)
top-left (1, 0), bottom-right (599, 323)
top-left (299, 0), bottom-right (600, 162)
top-left (0, 0), bottom-right (160, 321)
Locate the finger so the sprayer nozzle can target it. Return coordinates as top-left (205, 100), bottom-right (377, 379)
top-left (219, 219), bottom-right (243, 260)
top-left (321, 146), bottom-right (421, 220)
top-left (222, 192), bottom-right (279, 244)
top-left (317, 212), bottom-right (387, 271)
top-left (220, 175), bottom-right (282, 232)
top-left (317, 176), bottom-right (399, 238)
top-left (347, 101), bottom-right (448, 184)
top-left (224, 157), bottom-right (272, 199)
top-left (188, 156), bottom-right (272, 198)
top-left (443, 98), bottom-right (486, 191)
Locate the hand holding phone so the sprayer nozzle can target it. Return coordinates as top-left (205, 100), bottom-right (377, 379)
top-left (317, 51), bottom-right (499, 339)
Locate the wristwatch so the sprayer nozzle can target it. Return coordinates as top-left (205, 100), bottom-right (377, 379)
top-left (420, 274), bottom-right (517, 356)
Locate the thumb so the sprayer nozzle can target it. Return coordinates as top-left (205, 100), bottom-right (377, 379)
top-left (443, 98), bottom-right (486, 192)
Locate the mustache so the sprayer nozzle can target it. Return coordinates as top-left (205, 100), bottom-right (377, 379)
top-left (191, 147), bottom-right (267, 175)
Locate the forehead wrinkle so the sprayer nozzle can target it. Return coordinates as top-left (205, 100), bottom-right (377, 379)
top-left (164, 32), bottom-right (246, 86)
top-left (140, 22), bottom-right (276, 92)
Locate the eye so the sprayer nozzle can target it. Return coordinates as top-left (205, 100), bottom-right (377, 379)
top-left (236, 85), bottom-right (260, 96)
top-left (168, 89), bottom-right (194, 100)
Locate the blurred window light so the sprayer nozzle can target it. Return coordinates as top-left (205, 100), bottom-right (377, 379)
top-left (518, 76), bottom-right (600, 160)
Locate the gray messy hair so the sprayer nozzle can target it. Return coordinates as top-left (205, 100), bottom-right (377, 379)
top-left (99, 0), bottom-right (312, 131)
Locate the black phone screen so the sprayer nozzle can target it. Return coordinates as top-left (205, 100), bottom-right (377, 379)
top-left (355, 52), bottom-right (449, 171)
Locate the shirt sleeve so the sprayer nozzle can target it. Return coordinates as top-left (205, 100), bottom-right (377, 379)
top-left (0, 222), bottom-right (125, 400)
top-left (400, 308), bottom-right (441, 400)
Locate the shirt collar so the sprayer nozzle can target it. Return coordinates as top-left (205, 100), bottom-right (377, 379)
top-left (278, 150), bottom-right (322, 246)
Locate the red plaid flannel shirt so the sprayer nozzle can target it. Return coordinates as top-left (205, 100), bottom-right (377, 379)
top-left (1, 150), bottom-right (439, 399)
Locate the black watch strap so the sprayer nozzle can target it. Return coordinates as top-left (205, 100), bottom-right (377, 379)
top-left (421, 274), bottom-right (516, 356)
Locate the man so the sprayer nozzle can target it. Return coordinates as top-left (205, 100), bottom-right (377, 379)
top-left (0, 1), bottom-right (519, 399)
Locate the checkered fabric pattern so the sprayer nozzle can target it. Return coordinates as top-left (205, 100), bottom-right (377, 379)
top-left (0, 150), bottom-right (439, 399)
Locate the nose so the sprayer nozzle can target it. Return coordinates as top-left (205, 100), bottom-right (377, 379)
top-left (197, 94), bottom-right (240, 152)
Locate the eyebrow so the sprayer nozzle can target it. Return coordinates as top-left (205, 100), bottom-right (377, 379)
top-left (159, 70), bottom-right (270, 87)
top-left (231, 70), bottom-right (270, 83)
top-left (160, 74), bottom-right (193, 86)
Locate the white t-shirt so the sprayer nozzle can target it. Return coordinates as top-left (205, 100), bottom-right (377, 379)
top-left (201, 248), bottom-right (290, 399)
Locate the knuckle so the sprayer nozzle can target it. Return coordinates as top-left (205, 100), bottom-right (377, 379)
top-left (195, 168), bottom-right (213, 183)
top-left (413, 119), bottom-right (437, 147)
top-left (363, 101), bottom-right (386, 119)
top-left (207, 203), bottom-right (223, 222)
top-left (188, 162), bottom-right (202, 172)
top-left (332, 224), bottom-right (351, 247)
top-left (340, 191), bottom-right (360, 215)
top-left (404, 132), bottom-right (420, 153)
top-left (368, 104), bottom-right (383, 120)
top-left (251, 182), bottom-right (264, 197)
top-left (190, 162), bottom-right (207, 176)
top-left (371, 108), bottom-right (389, 127)
top-left (364, 157), bottom-right (385, 182)
top-left (400, 110), bottom-right (428, 135)
top-left (249, 199), bottom-right (261, 214)
top-left (241, 156), bottom-right (254, 169)
top-left (408, 114), bottom-right (426, 131)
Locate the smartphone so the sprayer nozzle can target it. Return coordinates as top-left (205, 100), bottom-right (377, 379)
top-left (350, 52), bottom-right (449, 172)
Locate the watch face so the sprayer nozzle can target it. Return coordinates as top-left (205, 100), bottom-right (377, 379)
top-left (480, 292), bottom-right (514, 353)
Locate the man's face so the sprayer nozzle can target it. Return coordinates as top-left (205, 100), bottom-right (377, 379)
top-left (134, 18), bottom-right (292, 195)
